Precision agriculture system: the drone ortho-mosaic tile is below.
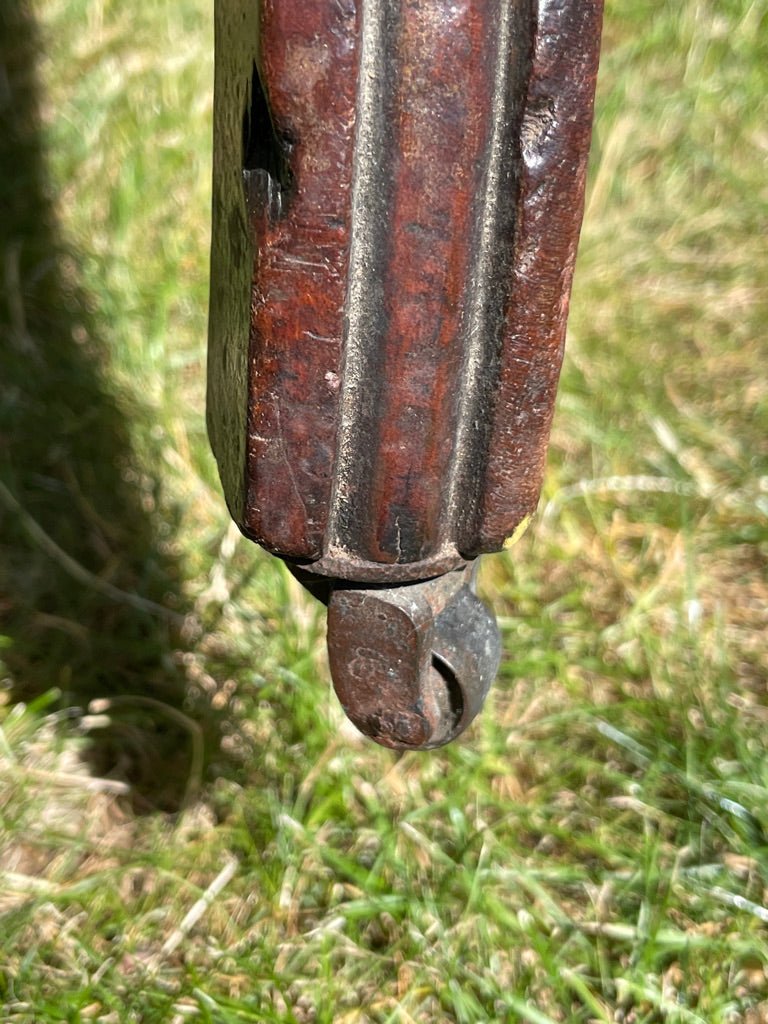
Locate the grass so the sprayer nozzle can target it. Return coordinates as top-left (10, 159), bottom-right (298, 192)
top-left (1, 0), bottom-right (766, 1020)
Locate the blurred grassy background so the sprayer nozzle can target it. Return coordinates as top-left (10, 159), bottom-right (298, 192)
top-left (1, 0), bottom-right (766, 1021)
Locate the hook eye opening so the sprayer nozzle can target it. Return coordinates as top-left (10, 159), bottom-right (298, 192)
top-left (430, 652), bottom-right (464, 736)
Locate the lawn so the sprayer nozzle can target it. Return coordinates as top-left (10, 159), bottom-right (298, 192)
top-left (1, 0), bottom-right (767, 1021)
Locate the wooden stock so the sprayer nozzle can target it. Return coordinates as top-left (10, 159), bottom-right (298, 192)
top-left (207, 0), bottom-right (603, 746)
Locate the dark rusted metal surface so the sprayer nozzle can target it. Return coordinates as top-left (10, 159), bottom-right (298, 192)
top-left (327, 565), bottom-right (501, 749)
top-left (207, 0), bottom-right (603, 748)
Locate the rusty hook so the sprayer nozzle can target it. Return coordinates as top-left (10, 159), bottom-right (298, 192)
top-left (325, 563), bottom-right (501, 749)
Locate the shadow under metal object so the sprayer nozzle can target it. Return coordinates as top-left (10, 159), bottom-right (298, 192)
top-left (207, 0), bottom-right (603, 749)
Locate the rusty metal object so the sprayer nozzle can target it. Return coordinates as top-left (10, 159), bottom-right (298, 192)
top-left (207, 0), bottom-right (603, 748)
top-left (327, 565), bottom-right (501, 749)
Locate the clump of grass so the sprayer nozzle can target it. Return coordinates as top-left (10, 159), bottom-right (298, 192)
top-left (1, 0), bottom-right (767, 1020)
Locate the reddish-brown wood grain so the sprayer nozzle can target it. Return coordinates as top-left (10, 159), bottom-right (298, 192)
top-left (209, 0), bottom-right (603, 581)
top-left (243, 0), bottom-right (359, 559)
top-left (463, 0), bottom-right (604, 554)
top-left (337, 0), bottom-right (504, 566)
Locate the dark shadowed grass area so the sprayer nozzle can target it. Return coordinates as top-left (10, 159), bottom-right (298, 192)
top-left (0, 0), bottom-right (222, 811)
top-left (1, 0), bottom-right (767, 1020)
